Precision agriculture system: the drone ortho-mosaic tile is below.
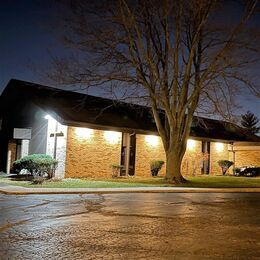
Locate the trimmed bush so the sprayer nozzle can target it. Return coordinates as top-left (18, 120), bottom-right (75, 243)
top-left (13, 154), bottom-right (58, 179)
top-left (217, 160), bottom-right (234, 175)
top-left (150, 160), bottom-right (165, 177)
top-left (31, 177), bottom-right (45, 185)
top-left (111, 164), bottom-right (123, 178)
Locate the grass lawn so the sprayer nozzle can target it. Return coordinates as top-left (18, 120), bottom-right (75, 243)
top-left (0, 174), bottom-right (260, 188)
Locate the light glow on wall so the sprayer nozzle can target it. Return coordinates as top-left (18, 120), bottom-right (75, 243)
top-left (44, 114), bottom-right (57, 125)
top-left (75, 127), bottom-right (94, 139)
top-left (145, 135), bottom-right (159, 146)
top-left (104, 131), bottom-right (121, 144)
top-left (44, 114), bottom-right (58, 133)
top-left (44, 114), bottom-right (53, 120)
top-left (215, 142), bottom-right (224, 152)
top-left (187, 139), bottom-right (196, 150)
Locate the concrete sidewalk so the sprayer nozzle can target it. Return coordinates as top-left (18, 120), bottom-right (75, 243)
top-left (0, 183), bottom-right (260, 195)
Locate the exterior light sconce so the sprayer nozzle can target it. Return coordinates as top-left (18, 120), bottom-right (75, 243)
top-left (187, 139), bottom-right (196, 150)
top-left (44, 114), bottom-right (58, 126)
top-left (104, 131), bottom-right (121, 144)
top-left (75, 127), bottom-right (94, 139)
top-left (145, 135), bottom-right (159, 146)
top-left (44, 114), bottom-right (53, 120)
top-left (216, 142), bottom-right (224, 152)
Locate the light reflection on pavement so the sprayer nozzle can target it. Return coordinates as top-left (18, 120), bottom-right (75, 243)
top-left (0, 193), bottom-right (259, 259)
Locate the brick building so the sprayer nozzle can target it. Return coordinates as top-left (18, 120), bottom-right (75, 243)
top-left (1, 79), bottom-right (259, 178)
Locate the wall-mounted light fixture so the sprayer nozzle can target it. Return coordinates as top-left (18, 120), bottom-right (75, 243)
top-left (187, 139), bottom-right (196, 150)
top-left (75, 127), bottom-right (94, 139)
top-left (215, 142), bottom-right (224, 152)
top-left (104, 131), bottom-right (121, 144)
top-left (145, 135), bottom-right (159, 146)
top-left (44, 114), bottom-right (53, 120)
top-left (44, 114), bottom-right (57, 126)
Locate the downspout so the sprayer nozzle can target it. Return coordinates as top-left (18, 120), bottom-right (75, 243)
top-left (53, 121), bottom-right (59, 160)
top-left (231, 142), bottom-right (236, 174)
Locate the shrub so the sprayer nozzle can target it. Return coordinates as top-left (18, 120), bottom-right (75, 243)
top-left (111, 164), bottom-right (123, 178)
top-left (150, 160), bottom-right (165, 177)
top-left (217, 160), bottom-right (234, 175)
top-left (31, 177), bottom-right (45, 185)
top-left (13, 154), bottom-right (58, 179)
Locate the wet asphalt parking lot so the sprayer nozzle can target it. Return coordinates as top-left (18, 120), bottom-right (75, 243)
top-left (0, 192), bottom-right (259, 259)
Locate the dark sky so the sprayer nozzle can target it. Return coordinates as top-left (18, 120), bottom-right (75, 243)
top-left (0, 0), bottom-right (62, 88)
top-left (0, 0), bottom-right (259, 118)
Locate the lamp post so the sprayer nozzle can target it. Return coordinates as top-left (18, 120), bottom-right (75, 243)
top-left (230, 142), bottom-right (236, 174)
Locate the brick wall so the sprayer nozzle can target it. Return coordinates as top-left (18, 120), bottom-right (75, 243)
top-left (210, 142), bottom-right (229, 175)
top-left (135, 135), bottom-right (166, 177)
top-left (64, 128), bottom-right (259, 178)
top-left (234, 150), bottom-right (260, 167)
top-left (65, 127), bottom-right (122, 178)
top-left (135, 134), bottom-right (202, 177)
top-left (182, 140), bottom-right (202, 176)
top-left (8, 141), bottom-right (17, 172)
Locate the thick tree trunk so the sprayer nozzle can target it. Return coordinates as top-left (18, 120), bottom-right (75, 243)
top-left (165, 150), bottom-right (186, 184)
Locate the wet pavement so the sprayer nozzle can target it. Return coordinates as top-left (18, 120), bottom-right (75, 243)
top-left (0, 193), bottom-right (259, 259)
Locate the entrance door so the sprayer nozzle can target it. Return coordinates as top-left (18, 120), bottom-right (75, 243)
top-left (120, 133), bottom-right (136, 176)
top-left (201, 141), bottom-right (210, 174)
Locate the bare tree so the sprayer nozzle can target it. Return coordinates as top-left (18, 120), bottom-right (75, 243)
top-left (47, 0), bottom-right (259, 183)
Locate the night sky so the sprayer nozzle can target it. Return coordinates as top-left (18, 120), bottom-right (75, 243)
top-left (0, 0), bottom-right (259, 118)
top-left (0, 1), bottom-right (63, 89)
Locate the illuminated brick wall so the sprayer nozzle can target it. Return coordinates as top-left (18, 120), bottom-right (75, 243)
top-left (135, 134), bottom-right (202, 177)
top-left (65, 127), bottom-right (122, 178)
top-left (182, 140), bottom-right (203, 176)
top-left (233, 144), bottom-right (260, 168)
top-left (212, 144), bottom-right (260, 174)
top-left (64, 128), bottom-right (259, 178)
top-left (210, 142), bottom-right (229, 175)
top-left (7, 141), bottom-right (17, 173)
top-left (235, 151), bottom-right (260, 167)
top-left (135, 134), bottom-right (166, 177)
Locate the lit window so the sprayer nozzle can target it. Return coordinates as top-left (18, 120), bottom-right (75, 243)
top-left (187, 139), bottom-right (196, 150)
top-left (75, 127), bottom-right (94, 139)
top-left (145, 135), bottom-right (159, 146)
top-left (104, 131), bottom-right (121, 144)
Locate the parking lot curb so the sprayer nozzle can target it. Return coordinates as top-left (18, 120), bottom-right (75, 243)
top-left (1, 185), bottom-right (260, 195)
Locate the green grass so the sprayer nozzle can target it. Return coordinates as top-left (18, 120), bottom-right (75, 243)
top-left (183, 176), bottom-right (260, 188)
top-left (0, 175), bottom-right (163, 188)
top-left (0, 174), bottom-right (260, 188)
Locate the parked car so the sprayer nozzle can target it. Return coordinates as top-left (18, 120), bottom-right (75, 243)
top-left (234, 167), bottom-right (260, 177)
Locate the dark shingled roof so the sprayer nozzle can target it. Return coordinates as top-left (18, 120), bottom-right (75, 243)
top-left (1, 79), bottom-right (260, 142)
